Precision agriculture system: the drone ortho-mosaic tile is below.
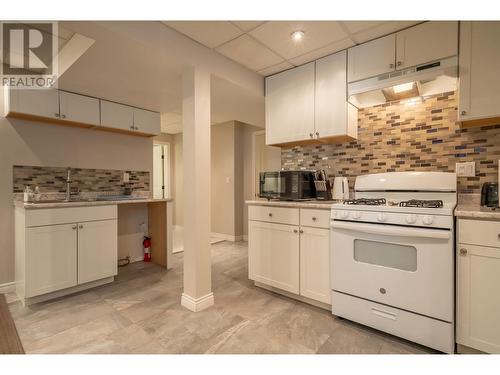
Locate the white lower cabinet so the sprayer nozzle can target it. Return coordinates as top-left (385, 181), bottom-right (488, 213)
top-left (77, 219), bottom-right (118, 285)
top-left (26, 224), bottom-right (78, 298)
top-left (457, 218), bottom-right (500, 353)
top-left (16, 205), bottom-right (118, 303)
top-left (299, 227), bottom-right (331, 304)
top-left (248, 220), bottom-right (300, 294)
top-left (248, 205), bottom-right (331, 306)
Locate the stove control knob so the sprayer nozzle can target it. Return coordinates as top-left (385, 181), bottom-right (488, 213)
top-left (352, 211), bottom-right (362, 220)
top-left (377, 213), bottom-right (387, 222)
top-left (340, 211), bottom-right (349, 219)
top-left (422, 215), bottom-right (434, 225)
top-left (405, 214), bottom-right (417, 224)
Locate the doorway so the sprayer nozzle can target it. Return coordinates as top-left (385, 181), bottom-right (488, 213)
top-left (252, 130), bottom-right (281, 199)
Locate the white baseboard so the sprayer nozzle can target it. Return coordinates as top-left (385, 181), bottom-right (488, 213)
top-left (211, 232), bottom-right (243, 242)
top-left (130, 256), bottom-right (144, 263)
top-left (0, 281), bottom-right (15, 294)
top-left (181, 292), bottom-right (214, 312)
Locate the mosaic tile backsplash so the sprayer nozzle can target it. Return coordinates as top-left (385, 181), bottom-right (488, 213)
top-left (13, 166), bottom-right (150, 194)
top-left (282, 92), bottom-right (500, 194)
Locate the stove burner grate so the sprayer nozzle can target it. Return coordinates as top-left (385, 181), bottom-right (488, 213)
top-left (344, 198), bottom-right (387, 206)
top-left (399, 199), bottom-right (444, 208)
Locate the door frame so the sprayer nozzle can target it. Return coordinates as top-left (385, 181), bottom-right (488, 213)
top-left (153, 141), bottom-right (171, 199)
top-left (251, 130), bottom-right (266, 199)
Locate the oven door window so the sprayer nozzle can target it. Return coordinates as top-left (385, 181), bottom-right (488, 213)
top-left (353, 239), bottom-right (417, 272)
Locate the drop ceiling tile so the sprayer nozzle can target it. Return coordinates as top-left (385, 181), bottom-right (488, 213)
top-left (351, 21), bottom-right (421, 44)
top-left (258, 61), bottom-right (294, 76)
top-left (249, 21), bottom-right (348, 60)
top-left (231, 21), bottom-right (266, 32)
top-left (163, 21), bottom-right (243, 48)
top-left (288, 38), bottom-right (355, 66)
top-left (215, 34), bottom-right (284, 71)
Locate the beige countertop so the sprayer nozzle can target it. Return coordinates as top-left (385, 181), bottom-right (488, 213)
top-left (14, 198), bottom-right (171, 210)
top-left (246, 199), bottom-right (335, 210)
top-left (455, 203), bottom-right (500, 220)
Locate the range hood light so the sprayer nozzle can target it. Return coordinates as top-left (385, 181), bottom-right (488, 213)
top-left (393, 82), bottom-right (415, 94)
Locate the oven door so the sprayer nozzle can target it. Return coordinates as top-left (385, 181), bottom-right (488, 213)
top-left (331, 220), bottom-right (453, 322)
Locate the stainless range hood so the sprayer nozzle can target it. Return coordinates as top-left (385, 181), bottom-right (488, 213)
top-left (348, 56), bottom-right (458, 108)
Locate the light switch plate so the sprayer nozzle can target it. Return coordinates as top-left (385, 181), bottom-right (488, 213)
top-left (456, 162), bottom-right (475, 177)
top-left (123, 172), bottom-right (130, 183)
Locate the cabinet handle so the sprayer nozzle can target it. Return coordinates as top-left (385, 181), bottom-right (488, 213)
top-left (460, 248), bottom-right (468, 256)
top-left (315, 132), bottom-right (319, 137)
top-left (461, 110), bottom-right (467, 116)
top-left (268, 213), bottom-right (273, 217)
top-left (309, 133), bottom-right (313, 138)
top-left (61, 114), bottom-right (66, 119)
top-left (389, 63), bottom-right (395, 69)
top-left (72, 225), bottom-right (77, 230)
top-left (397, 61), bottom-right (403, 67)
top-left (497, 233), bottom-right (500, 239)
top-left (312, 217), bottom-right (317, 221)
top-left (54, 113), bottom-right (60, 118)
top-left (299, 229), bottom-right (304, 234)
top-left (293, 229), bottom-right (298, 234)
top-left (130, 125), bottom-right (134, 130)
top-left (79, 224), bottom-right (83, 229)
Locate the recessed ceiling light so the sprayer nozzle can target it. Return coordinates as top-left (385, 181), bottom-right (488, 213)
top-left (291, 30), bottom-right (305, 42)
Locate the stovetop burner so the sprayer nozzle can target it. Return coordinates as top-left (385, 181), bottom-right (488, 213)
top-left (399, 199), bottom-right (444, 208)
top-left (344, 198), bottom-right (387, 206)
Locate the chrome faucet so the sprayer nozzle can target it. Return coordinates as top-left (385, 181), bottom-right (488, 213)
top-left (65, 167), bottom-right (72, 202)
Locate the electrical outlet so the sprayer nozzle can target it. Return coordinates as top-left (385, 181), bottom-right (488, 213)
top-left (456, 162), bottom-right (475, 177)
top-left (123, 172), bottom-right (130, 183)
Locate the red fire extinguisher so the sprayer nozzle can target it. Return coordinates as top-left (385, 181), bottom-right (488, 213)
top-left (143, 236), bottom-right (151, 262)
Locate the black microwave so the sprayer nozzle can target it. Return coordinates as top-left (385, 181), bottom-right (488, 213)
top-left (259, 171), bottom-right (316, 201)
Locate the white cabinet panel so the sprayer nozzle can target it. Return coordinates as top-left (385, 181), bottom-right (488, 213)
top-left (8, 88), bottom-right (60, 119)
top-left (59, 91), bottom-right (100, 125)
top-left (100, 100), bottom-right (134, 131)
top-left (300, 226), bottom-right (331, 304)
top-left (300, 208), bottom-right (331, 229)
top-left (248, 220), bottom-right (300, 294)
top-left (315, 50), bottom-right (353, 139)
top-left (396, 21), bottom-right (458, 69)
top-left (457, 243), bottom-right (500, 353)
top-left (459, 21), bottom-right (500, 123)
top-left (25, 224), bottom-right (77, 297)
top-left (78, 219), bottom-right (118, 284)
top-left (347, 34), bottom-right (396, 82)
top-left (248, 205), bottom-right (300, 225)
top-left (458, 219), bottom-right (500, 248)
top-left (265, 62), bottom-right (315, 145)
top-left (133, 108), bottom-right (161, 135)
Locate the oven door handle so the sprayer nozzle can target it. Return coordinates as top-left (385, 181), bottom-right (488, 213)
top-left (331, 221), bottom-right (450, 239)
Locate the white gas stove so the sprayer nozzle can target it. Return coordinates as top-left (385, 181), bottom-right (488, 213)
top-left (330, 171), bottom-right (457, 353)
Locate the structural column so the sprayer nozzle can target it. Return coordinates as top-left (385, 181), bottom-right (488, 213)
top-left (181, 66), bottom-right (214, 312)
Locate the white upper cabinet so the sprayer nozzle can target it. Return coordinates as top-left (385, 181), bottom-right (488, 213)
top-left (265, 62), bottom-right (315, 145)
top-left (8, 88), bottom-right (60, 120)
top-left (348, 34), bottom-right (396, 83)
top-left (315, 50), bottom-right (357, 140)
top-left (59, 91), bottom-right (100, 125)
top-left (396, 21), bottom-right (458, 69)
top-left (133, 108), bottom-right (161, 136)
top-left (100, 100), bottom-right (135, 132)
top-left (459, 21), bottom-right (500, 124)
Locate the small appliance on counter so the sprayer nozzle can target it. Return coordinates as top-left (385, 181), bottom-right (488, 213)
top-left (313, 170), bottom-right (332, 200)
top-left (332, 176), bottom-right (349, 201)
top-left (481, 182), bottom-right (499, 207)
top-left (259, 170), bottom-right (316, 201)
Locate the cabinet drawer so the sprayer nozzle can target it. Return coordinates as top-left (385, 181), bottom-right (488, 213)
top-left (459, 219), bottom-right (500, 248)
top-left (332, 291), bottom-right (454, 353)
top-left (26, 205), bottom-right (117, 227)
top-left (248, 205), bottom-right (299, 225)
top-left (300, 208), bottom-right (331, 229)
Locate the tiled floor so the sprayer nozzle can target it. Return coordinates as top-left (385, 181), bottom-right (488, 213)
top-left (7, 241), bottom-right (436, 354)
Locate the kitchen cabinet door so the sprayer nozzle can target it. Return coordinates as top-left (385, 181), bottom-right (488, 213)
top-left (100, 100), bottom-right (134, 132)
top-left (7, 88), bottom-right (60, 120)
top-left (395, 21), bottom-right (458, 69)
top-left (248, 220), bottom-right (300, 294)
top-left (25, 224), bottom-right (77, 297)
top-left (347, 34), bottom-right (396, 83)
top-left (59, 91), bottom-right (100, 125)
top-left (459, 21), bottom-right (500, 123)
top-left (457, 243), bottom-right (500, 353)
top-left (300, 226), bottom-right (331, 304)
top-left (265, 62), bottom-right (315, 145)
top-left (77, 219), bottom-right (118, 284)
top-left (133, 108), bottom-right (161, 135)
